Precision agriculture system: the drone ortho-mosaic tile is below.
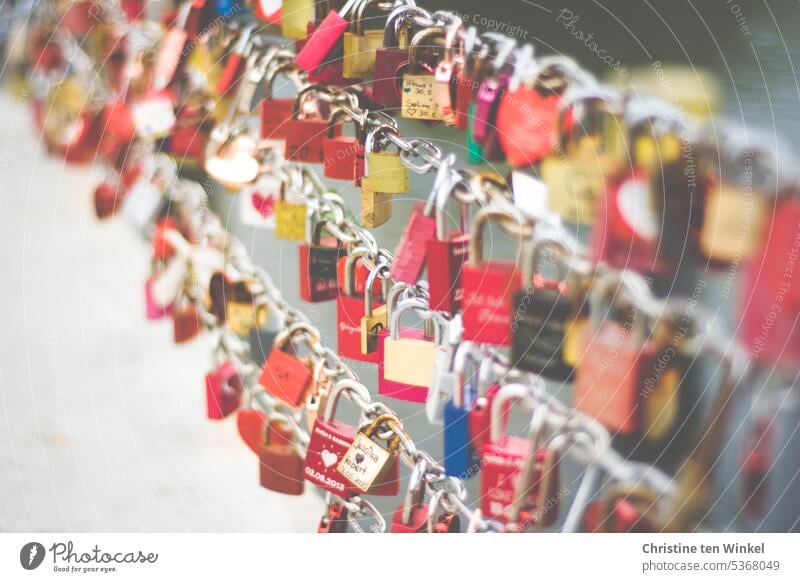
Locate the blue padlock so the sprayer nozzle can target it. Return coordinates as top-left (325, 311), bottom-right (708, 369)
top-left (216, 0), bottom-right (241, 16)
top-left (443, 344), bottom-right (482, 478)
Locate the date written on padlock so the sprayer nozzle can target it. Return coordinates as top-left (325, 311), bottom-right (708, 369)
top-left (337, 414), bottom-right (402, 492)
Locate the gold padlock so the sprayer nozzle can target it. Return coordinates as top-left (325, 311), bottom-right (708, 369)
top-left (383, 299), bottom-right (440, 389)
top-left (541, 136), bottom-right (605, 225)
top-left (363, 125), bottom-right (408, 196)
top-left (342, 0), bottom-right (386, 79)
top-left (281, 0), bottom-right (313, 40)
top-left (360, 263), bottom-right (389, 354)
top-left (360, 177), bottom-right (392, 228)
top-left (698, 183), bottom-right (766, 263)
top-left (337, 414), bottom-right (401, 492)
top-left (225, 279), bottom-right (269, 335)
top-left (275, 198), bottom-right (308, 240)
top-left (401, 28), bottom-right (446, 121)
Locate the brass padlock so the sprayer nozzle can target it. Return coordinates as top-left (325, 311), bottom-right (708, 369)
top-left (226, 279), bottom-right (269, 335)
top-left (337, 414), bottom-right (401, 492)
top-left (281, 0), bottom-right (313, 40)
top-left (698, 183), bottom-right (766, 263)
top-left (401, 28), bottom-right (446, 121)
top-left (360, 263), bottom-right (389, 355)
top-left (360, 177), bottom-right (392, 228)
top-left (541, 135), bottom-right (605, 225)
top-left (342, 0), bottom-right (387, 79)
top-left (363, 124), bottom-right (408, 196)
top-left (275, 174), bottom-right (308, 240)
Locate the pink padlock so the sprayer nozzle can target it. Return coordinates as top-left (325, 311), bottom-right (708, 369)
top-left (295, 0), bottom-right (362, 72)
top-left (145, 277), bottom-right (173, 320)
top-left (206, 361), bottom-right (243, 420)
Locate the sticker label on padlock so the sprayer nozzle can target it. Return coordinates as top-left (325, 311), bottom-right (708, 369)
top-left (402, 75), bottom-right (443, 120)
top-left (239, 176), bottom-right (282, 229)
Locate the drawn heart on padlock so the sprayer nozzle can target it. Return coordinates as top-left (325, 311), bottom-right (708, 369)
top-left (321, 449), bottom-right (338, 468)
top-left (237, 409), bottom-right (268, 454)
top-left (355, 453), bottom-right (365, 465)
top-left (251, 192), bottom-right (276, 218)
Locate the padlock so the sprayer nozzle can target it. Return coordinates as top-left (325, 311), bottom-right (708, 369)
top-left (360, 177), bottom-right (393, 228)
top-left (337, 249), bottom-right (386, 362)
top-left (285, 85), bottom-right (337, 164)
top-left (427, 173), bottom-right (470, 313)
top-left (206, 360), bottom-right (243, 419)
top-left (572, 272), bottom-right (678, 435)
top-left (359, 263), bottom-right (390, 355)
top-left (698, 142), bottom-right (773, 265)
top-left (542, 89), bottom-right (625, 224)
top-left (363, 124), bottom-right (408, 195)
top-left (169, 101), bottom-right (212, 167)
top-left (467, 358), bottom-right (510, 456)
top-left (322, 108), bottom-right (365, 182)
top-left (318, 501), bottom-right (349, 533)
top-left (480, 386), bottom-right (561, 527)
top-left (583, 484), bottom-right (659, 532)
top-left (496, 57), bottom-right (583, 167)
top-left (93, 177), bottom-right (122, 220)
top-left (443, 344), bottom-right (482, 478)
top-left (145, 276), bottom-right (173, 320)
top-left (337, 414), bottom-right (402, 492)
top-left (342, 0), bottom-right (387, 79)
top-left (281, 0), bottom-right (314, 39)
top-left (591, 168), bottom-right (663, 276)
top-left (304, 379), bottom-right (399, 496)
top-left (510, 237), bottom-right (576, 381)
top-left (216, 25), bottom-right (254, 98)
top-left (98, 99), bottom-right (136, 160)
top-left (153, 2), bottom-right (194, 90)
top-left (372, 5), bottom-right (425, 108)
top-left (258, 325), bottom-right (316, 408)
top-left (236, 408), bottom-right (268, 454)
top-left (378, 297), bottom-right (441, 403)
top-left (391, 460), bottom-right (431, 532)
top-left (390, 201), bottom-right (437, 284)
top-left (148, 253), bottom-right (190, 316)
top-left (305, 359), bottom-right (333, 432)
top-left (204, 123), bottom-right (260, 190)
top-left (259, 414), bottom-right (305, 495)
top-left (741, 197), bottom-right (800, 365)
top-left (274, 192), bottom-right (308, 241)
top-left (225, 279), bottom-right (269, 336)
top-left (261, 60), bottom-right (305, 140)
top-left (461, 206), bottom-right (525, 346)
top-left (401, 27), bottom-right (445, 121)
top-left (427, 319), bottom-right (464, 425)
top-left (472, 72), bottom-right (508, 150)
top-left (299, 214), bottom-right (345, 302)
top-left (295, 0), bottom-right (363, 72)
top-left (336, 250), bottom-right (383, 297)
top-left (172, 293), bottom-right (203, 344)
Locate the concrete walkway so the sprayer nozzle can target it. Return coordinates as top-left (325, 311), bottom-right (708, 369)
top-left (0, 91), bottom-right (323, 532)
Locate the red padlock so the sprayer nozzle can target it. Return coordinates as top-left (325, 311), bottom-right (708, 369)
top-left (295, 0), bottom-right (361, 72)
top-left (304, 380), bottom-right (399, 497)
top-left (467, 360), bottom-right (509, 456)
top-left (258, 325), bottom-right (315, 407)
top-left (172, 295), bottom-right (203, 344)
top-left (480, 385), bottom-right (561, 528)
top-left (216, 25), bottom-right (254, 98)
top-left (391, 461), bottom-right (431, 532)
top-left (461, 206), bottom-right (524, 346)
top-left (259, 414), bottom-right (305, 495)
top-left (740, 198), bottom-right (800, 366)
top-left (206, 360), bottom-right (243, 419)
top-left (427, 176), bottom-right (470, 313)
top-left (572, 272), bottom-right (659, 435)
top-left (318, 502), bottom-right (349, 533)
top-left (260, 61), bottom-right (303, 140)
top-left (98, 100), bottom-right (136, 160)
top-left (284, 86), bottom-right (337, 164)
top-left (390, 201), bottom-right (437, 285)
top-left (583, 486), bottom-right (659, 532)
top-left (336, 249), bottom-right (385, 363)
top-left (94, 178), bottom-right (122, 220)
top-left (237, 408), bottom-right (268, 454)
top-left (169, 103), bottom-right (211, 166)
top-left (322, 110), bottom-right (365, 182)
top-left (299, 218), bottom-right (345, 303)
top-left (336, 253), bottom-right (381, 297)
top-left (591, 169), bottom-right (664, 276)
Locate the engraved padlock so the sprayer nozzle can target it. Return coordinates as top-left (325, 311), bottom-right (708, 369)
top-left (258, 323), bottom-right (317, 408)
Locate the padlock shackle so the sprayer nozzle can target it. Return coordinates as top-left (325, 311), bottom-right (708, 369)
top-left (556, 85), bottom-right (624, 154)
top-left (452, 341), bottom-right (483, 408)
top-left (467, 205), bottom-right (528, 267)
top-left (389, 297), bottom-right (441, 342)
top-left (352, 0), bottom-right (391, 36)
top-left (488, 382), bottom-right (538, 444)
top-left (363, 259), bottom-right (390, 316)
top-left (263, 58), bottom-right (305, 101)
top-left (521, 234), bottom-right (572, 289)
top-left (322, 378), bottom-right (371, 422)
top-left (343, 245), bottom-right (372, 296)
top-left (587, 270), bottom-right (649, 344)
top-left (385, 281), bottom-right (412, 323)
top-left (407, 27), bottom-right (445, 75)
top-left (382, 5), bottom-right (430, 49)
top-left (401, 458), bottom-right (428, 524)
